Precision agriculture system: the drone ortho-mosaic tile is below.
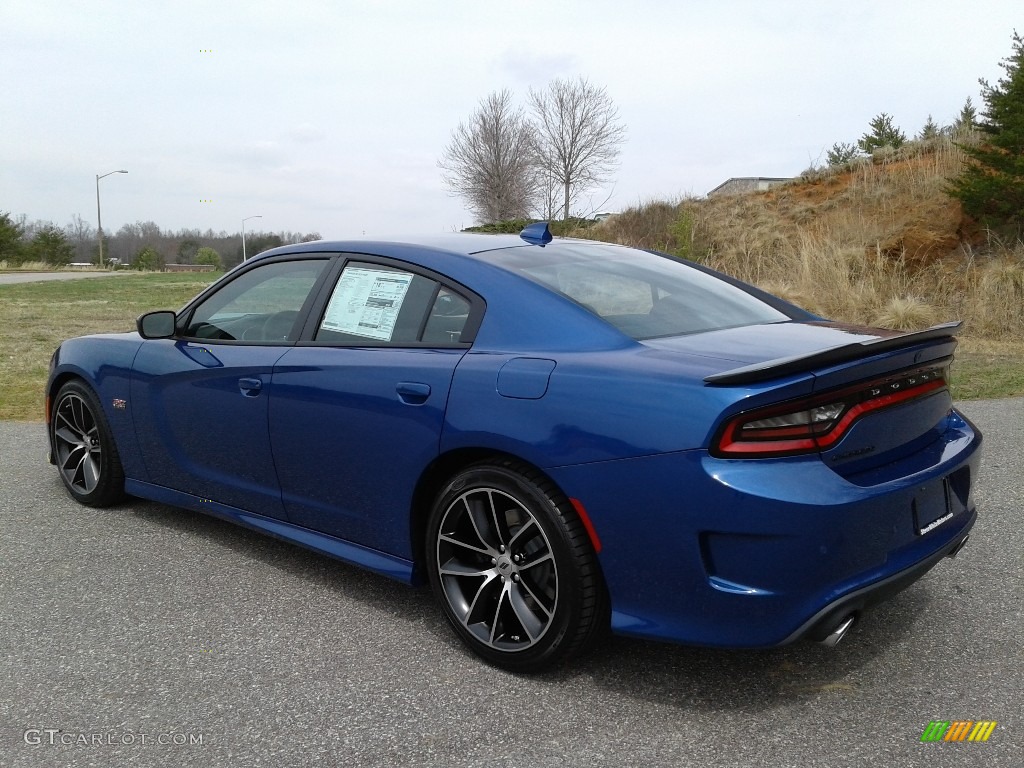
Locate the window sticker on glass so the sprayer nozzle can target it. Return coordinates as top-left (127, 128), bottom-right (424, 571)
top-left (321, 266), bottom-right (413, 341)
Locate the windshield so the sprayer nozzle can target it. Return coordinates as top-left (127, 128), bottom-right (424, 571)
top-left (492, 242), bottom-right (791, 340)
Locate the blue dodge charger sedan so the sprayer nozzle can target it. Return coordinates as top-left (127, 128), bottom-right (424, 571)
top-left (46, 223), bottom-right (981, 671)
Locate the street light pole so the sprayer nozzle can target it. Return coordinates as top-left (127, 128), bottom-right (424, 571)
top-left (95, 170), bottom-right (127, 268)
top-left (241, 215), bottom-right (262, 261)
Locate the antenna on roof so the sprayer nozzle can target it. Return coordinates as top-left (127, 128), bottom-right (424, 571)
top-left (519, 221), bottom-right (552, 246)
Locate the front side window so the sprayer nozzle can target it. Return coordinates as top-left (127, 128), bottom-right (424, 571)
top-left (315, 262), bottom-right (471, 346)
top-left (184, 259), bottom-right (327, 341)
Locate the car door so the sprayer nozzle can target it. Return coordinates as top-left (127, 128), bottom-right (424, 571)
top-left (131, 256), bottom-right (332, 517)
top-left (268, 259), bottom-right (479, 557)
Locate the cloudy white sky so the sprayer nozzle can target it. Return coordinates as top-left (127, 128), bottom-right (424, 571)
top-left (1, 0), bottom-right (1020, 239)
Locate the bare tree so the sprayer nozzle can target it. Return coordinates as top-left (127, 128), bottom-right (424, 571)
top-left (529, 77), bottom-right (626, 220)
top-left (439, 90), bottom-right (538, 224)
top-left (64, 214), bottom-right (94, 262)
top-left (533, 166), bottom-right (561, 221)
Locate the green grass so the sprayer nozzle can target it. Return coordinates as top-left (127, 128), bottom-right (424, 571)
top-left (949, 344), bottom-right (1024, 401)
top-left (0, 272), bottom-right (218, 420)
top-left (1, 271), bottom-right (1021, 421)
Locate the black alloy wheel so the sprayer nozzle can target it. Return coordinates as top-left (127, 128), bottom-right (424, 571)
top-left (426, 459), bottom-right (607, 672)
top-left (51, 380), bottom-right (125, 507)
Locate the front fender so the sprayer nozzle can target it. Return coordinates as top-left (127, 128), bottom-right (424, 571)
top-left (48, 334), bottom-right (148, 481)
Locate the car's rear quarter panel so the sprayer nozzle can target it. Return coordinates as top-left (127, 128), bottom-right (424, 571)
top-left (546, 407), bottom-right (980, 647)
top-left (442, 347), bottom-right (757, 466)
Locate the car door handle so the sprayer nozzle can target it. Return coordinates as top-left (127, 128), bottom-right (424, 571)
top-left (238, 377), bottom-right (263, 396)
top-left (396, 381), bottom-right (431, 405)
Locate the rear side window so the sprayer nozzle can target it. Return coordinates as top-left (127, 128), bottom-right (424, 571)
top-left (422, 288), bottom-right (472, 344)
top-left (505, 243), bottom-right (789, 339)
top-left (315, 262), bottom-right (471, 345)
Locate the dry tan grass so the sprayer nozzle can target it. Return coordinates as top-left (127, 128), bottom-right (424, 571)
top-left (0, 260), bottom-right (56, 271)
top-left (590, 136), bottom-right (1024, 342)
top-left (0, 261), bottom-right (106, 272)
top-left (875, 296), bottom-right (937, 331)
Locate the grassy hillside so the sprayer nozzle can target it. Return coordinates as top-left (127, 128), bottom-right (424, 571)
top-left (578, 137), bottom-right (1024, 396)
top-left (586, 139), bottom-right (1023, 334)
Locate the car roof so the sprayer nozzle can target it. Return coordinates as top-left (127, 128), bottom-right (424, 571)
top-left (252, 232), bottom-right (544, 261)
top-left (246, 232), bottom-right (645, 292)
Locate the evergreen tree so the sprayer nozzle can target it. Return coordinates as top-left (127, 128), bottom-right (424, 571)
top-left (949, 32), bottom-right (1024, 239)
top-left (132, 246), bottom-right (163, 271)
top-left (858, 113), bottom-right (907, 153)
top-left (28, 226), bottom-right (75, 266)
top-left (0, 211), bottom-right (26, 265)
top-left (195, 246), bottom-right (222, 270)
top-left (826, 142), bottom-right (860, 166)
top-left (951, 96), bottom-right (978, 137)
top-left (918, 115), bottom-right (942, 141)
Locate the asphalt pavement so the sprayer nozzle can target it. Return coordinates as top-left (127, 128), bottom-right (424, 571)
top-left (0, 400), bottom-right (1020, 768)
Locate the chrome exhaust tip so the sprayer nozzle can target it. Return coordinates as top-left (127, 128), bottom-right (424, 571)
top-left (946, 534), bottom-right (970, 559)
top-left (819, 614), bottom-right (856, 648)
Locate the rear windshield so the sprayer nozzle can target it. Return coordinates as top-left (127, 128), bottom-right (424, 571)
top-left (492, 242), bottom-right (790, 339)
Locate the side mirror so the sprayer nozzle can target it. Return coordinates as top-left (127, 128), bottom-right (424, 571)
top-left (137, 310), bottom-right (177, 339)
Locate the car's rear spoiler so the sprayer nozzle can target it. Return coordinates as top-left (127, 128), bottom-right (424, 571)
top-left (703, 321), bottom-right (962, 386)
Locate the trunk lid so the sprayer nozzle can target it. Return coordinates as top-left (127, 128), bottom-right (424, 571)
top-left (644, 320), bottom-right (960, 476)
top-left (643, 320), bottom-right (959, 384)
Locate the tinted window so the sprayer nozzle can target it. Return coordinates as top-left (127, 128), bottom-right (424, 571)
top-left (316, 262), bottom-right (471, 345)
top-left (184, 259), bottom-right (327, 341)
top-left (498, 242), bottom-right (789, 339)
top-left (422, 288), bottom-right (471, 344)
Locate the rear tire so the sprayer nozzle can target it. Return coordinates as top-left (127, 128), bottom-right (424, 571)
top-left (52, 380), bottom-right (125, 507)
top-left (426, 459), bottom-right (607, 672)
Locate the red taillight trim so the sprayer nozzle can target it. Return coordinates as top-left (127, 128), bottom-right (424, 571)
top-left (569, 498), bottom-right (602, 554)
top-left (814, 378), bottom-right (945, 449)
top-left (717, 435), bottom-right (818, 455)
top-left (714, 367), bottom-right (948, 458)
top-left (717, 420), bottom-right (818, 455)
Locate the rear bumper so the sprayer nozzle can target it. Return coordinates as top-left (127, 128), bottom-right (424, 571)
top-left (549, 409), bottom-right (982, 648)
top-left (784, 519), bottom-right (973, 644)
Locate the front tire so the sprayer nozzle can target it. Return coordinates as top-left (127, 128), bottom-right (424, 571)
top-left (51, 380), bottom-right (125, 507)
top-left (426, 460), bottom-right (607, 672)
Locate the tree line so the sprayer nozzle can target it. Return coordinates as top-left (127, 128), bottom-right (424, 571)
top-left (0, 212), bottom-right (321, 271)
top-left (824, 100), bottom-right (980, 167)
top-left (821, 31), bottom-right (1024, 242)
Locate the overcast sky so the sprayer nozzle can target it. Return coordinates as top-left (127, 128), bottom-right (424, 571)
top-left (2, 0), bottom-right (1020, 239)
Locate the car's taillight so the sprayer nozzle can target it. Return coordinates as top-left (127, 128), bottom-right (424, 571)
top-left (712, 363), bottom-right (949, 458)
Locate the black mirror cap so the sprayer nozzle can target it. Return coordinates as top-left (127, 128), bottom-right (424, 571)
top-left (137, 310), bottom-right (177, 339)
